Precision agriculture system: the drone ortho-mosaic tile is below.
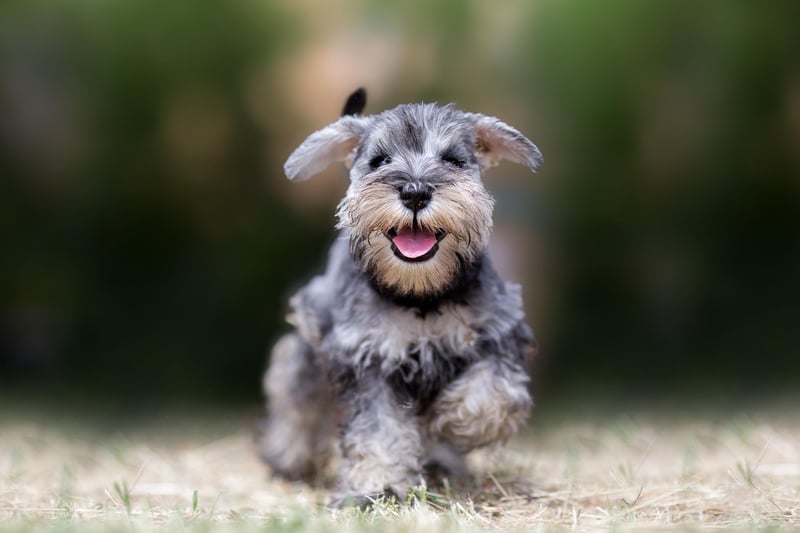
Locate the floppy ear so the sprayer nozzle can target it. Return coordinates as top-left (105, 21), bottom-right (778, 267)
top-left (470, 114), bottom-right (543, 172)
top-left (284, 115), bottom-right (368, 182)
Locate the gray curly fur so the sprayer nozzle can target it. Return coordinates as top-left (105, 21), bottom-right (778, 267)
top-left (260, 93), bottom-right (542, 507)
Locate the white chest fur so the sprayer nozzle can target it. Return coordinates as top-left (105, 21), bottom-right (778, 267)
top-left (332, 303), bottom-right (485, 374)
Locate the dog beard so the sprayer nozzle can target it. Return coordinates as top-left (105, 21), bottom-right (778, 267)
top-left (336, 179), bottom-right (494, 303)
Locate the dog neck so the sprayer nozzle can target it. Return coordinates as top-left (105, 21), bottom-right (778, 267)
top-left (366, 253), bottom-right (485, 317)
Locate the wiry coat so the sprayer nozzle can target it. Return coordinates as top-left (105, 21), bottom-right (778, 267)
top-left (260, 94), bottom-right (542, 506)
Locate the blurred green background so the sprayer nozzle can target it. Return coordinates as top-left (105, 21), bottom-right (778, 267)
top-left (2, 0), bottom-right (798, 413)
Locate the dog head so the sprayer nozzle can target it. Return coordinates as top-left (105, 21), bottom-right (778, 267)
top-left (284, 93), bottom-right (542, 302)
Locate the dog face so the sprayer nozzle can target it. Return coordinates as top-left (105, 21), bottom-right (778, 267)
top-left (284, 102), bottom-right (542, 300)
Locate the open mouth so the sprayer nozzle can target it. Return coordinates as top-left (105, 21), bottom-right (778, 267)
top-left (387, 226), bottom-right (446, 263)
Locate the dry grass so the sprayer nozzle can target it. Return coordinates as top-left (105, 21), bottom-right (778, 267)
top-left (1, 408), bottom-right (799, 532)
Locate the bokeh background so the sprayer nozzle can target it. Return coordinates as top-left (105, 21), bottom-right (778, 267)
top-left (2, 0), bottom-right (799, 417)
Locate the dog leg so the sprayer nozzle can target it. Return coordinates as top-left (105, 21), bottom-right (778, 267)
top-left (259, 333), bottom-right (333, 481)
top-left (332, 376), bottom-right (424, 507)
top-left (428, 358), bottom-right (531, 453)
top-left (422, 441), bottom-right (469, 488)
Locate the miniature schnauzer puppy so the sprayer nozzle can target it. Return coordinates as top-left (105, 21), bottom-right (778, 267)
top-left (260, 89), bottom-right (542, 506)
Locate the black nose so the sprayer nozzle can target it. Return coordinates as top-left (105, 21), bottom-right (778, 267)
top-left (399, 182), bottom-right (433, 212)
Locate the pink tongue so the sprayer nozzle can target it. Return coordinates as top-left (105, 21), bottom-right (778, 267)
top-left (392, 227), bottom-right (437, 258)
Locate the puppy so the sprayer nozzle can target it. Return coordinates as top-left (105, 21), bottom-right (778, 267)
top-left (260, 89), bottom-right (542, 506)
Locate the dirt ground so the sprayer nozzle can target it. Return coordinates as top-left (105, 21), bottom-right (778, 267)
top-left (1, 405), bottom-right (799, 531)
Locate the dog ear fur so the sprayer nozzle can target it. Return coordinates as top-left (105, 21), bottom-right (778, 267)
top-left (470, 115), bottom-right (543, 173)
top-left (284, 116), bottom-right (368, 182)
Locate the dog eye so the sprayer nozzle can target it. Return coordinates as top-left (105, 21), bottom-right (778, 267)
top-left (369, 154), bottom-right (392, 169)
top-left (441, 154), bottom-right (466, 168)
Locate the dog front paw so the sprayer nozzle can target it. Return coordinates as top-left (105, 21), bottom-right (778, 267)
top-left (429, 360), bottom-right (532, 452)
top-left (329, 488), bottom-right (400, 509)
